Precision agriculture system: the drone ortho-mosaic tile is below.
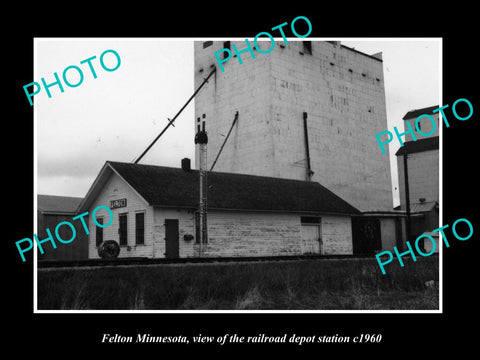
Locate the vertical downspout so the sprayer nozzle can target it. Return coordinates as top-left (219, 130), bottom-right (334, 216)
top-left (404, 153), bottom-right (412, 247)
top-left (303, 112), bottom-right (314, 180)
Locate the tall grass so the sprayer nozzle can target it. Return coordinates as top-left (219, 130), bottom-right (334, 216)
top-left (37, 256), bottom-right (439, 310)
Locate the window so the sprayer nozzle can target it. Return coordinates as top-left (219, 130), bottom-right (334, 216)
top-left (303, 41), bottom-right (312, 55)
top-left (203, 41), bottom-right (213, 49)
top-left (301, 216), bottom-right (321, 224)
top-left (223, 41), bottom-right (231, 59)
top-left (119, 213), bottom-right (128, 246)
top-left (135, 212), bottom-right (145, 245)
top-left (96, 217), bottom-right (103, 246)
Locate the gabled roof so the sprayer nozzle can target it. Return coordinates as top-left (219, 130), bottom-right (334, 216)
top-left (395, 136), bottom-right (439, 156)
top-left (402, 105), bottom-right (439, 120)
top-left (78, 161), bottom-right (361, 216)
top-left (38, 194), bottom-right (83, 215)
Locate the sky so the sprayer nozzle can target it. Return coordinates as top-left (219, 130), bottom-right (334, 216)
top-left (35, 38), bottom-right (441, 207)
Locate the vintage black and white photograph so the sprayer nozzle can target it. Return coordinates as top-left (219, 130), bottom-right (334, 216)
top-left (33, 37), bottom-right (441, 311)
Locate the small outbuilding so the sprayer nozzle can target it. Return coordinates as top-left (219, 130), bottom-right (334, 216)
top-left (37, 194), bottom-right (88, 260)
top-left (76, 160), bottom-right (362, 259)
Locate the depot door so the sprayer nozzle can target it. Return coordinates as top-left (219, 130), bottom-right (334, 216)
top-left (301, 224), bottom-right (322, 255)
top-left (165, 219), bottom-right (179, 259)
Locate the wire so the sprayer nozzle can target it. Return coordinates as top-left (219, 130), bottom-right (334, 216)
top-left (134, 67), bottom-right (217, 164)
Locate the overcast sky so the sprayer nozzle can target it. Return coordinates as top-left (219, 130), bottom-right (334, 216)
top-left (35, 38), bottom-right (440, 207)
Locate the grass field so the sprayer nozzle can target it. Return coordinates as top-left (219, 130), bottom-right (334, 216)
top-left (37, 256), bottom-right (439, 310)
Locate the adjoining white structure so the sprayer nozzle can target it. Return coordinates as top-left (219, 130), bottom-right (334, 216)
top-left (396, 106), bottom-right (440, 252)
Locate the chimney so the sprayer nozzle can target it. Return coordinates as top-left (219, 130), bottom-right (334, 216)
top-left (181, 158), bottom-right (191, 172)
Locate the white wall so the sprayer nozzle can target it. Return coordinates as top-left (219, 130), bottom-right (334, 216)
top-left (202, 211), bottom-right (301, 257)
top-left (88, 172), bottom-right (154, 259)
top-left (153, 208), bottom-right (195, 258)
top-left (199, 211), bottom-right (353, 257)
top-left (397, 149), bottom-right (439, 208)
top-left (322, 216), bottom-right (353, 255)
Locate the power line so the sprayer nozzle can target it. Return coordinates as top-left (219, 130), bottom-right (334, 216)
top-left (134, 67), bottom-right (217, 164)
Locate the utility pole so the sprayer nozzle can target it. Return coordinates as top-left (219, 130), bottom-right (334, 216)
top-left (195, 117), bottom-right (208, 256)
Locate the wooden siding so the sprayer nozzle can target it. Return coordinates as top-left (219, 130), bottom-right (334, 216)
top-left (191, 212), bottom-right (352, 258)
top-left (88, 173), bottom-right (154, 259)
top-left (321, 216), bottom-right (353, 255)
top-left (198, 212), bottom-right (302, 257)
top-left (153, 208), bottom-right (195, 258)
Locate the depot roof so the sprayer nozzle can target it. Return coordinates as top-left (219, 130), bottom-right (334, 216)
top-left (77, 161), bottom-right (361, 216)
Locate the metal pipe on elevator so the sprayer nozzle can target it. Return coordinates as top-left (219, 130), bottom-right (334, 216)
top-left (303, 112), bottom-right (314, 181)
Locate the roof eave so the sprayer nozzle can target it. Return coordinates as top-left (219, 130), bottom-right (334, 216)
top-left (152, 204), bottom-right (360, 216)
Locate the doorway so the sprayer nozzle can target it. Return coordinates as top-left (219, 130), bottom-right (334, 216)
top-left (352, 216), bottom-right (382, 254)
top-left (300, 216), bottom-right (322, 255)
top-left (165, 219), bottom-right (179, 259)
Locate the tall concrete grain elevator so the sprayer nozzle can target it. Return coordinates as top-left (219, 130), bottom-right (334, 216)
top-left (194, 40), bottom-right (403, 253)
